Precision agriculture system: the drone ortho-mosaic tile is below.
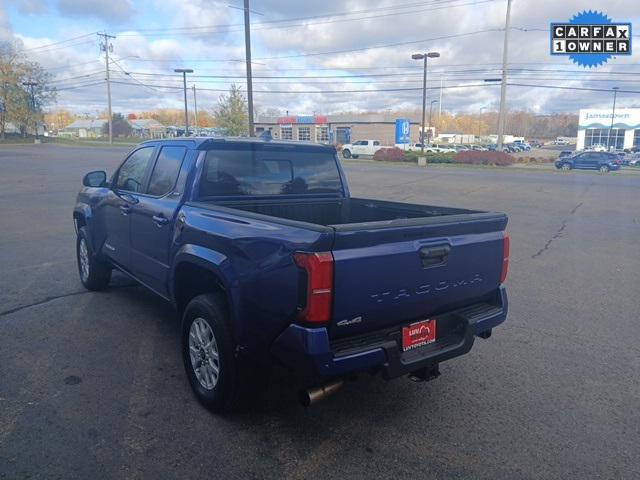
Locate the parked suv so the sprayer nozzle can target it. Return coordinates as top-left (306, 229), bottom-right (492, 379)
top-left (555, 152), bottom-right (620, 173)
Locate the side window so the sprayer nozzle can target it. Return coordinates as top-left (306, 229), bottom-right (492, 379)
top-left (362, 140), bottom-right (369, 146)
top-left (116, 147), bottom-right (155, 193)
top-left (147, 146), bottom-right (187, 196)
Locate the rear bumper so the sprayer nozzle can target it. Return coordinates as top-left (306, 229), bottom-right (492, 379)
top-left (271, 286), bottom-right (508, 379)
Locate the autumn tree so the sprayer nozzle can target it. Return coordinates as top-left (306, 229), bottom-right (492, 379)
top-left (44, 109), bottom-right (78, 132)
top-left (0, 42), bottom-right (56, 139)
top-left (214, 84), bottom-right (248, 136)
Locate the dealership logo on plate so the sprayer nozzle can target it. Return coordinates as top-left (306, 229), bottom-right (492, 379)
top-left (550, 10), bottom-right (632, 68)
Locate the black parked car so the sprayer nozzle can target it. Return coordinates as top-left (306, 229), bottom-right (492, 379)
top-left (555, 152), bottom-right (621, 173)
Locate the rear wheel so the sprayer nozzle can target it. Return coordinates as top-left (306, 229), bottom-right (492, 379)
top-left (76, 227), bottom-right (111, 291)
top-left (599, 165), bottom-right (610, 173)
top-left (342, 149), bottom-right (351, 158)
top-left (181, 293), bottom-right (265, 413)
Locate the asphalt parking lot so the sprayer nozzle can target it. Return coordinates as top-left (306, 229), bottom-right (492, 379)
top-left (1, 144), bottom-right (639, 479)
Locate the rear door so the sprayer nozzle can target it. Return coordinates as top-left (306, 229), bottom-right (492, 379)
top-left (101, 146), bottom-right (156, 268)
top-left (329, 216), bottom-right (507, 337)
top-left (130, 144), bottom-right (189, 295)
top-left (573, 153), bottom-right (590, 169)
top-left (353, 140), bottom-right (368, 155)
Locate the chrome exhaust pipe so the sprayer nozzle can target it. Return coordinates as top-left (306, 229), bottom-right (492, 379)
top-left (299, 380), bottom-right (344, 407)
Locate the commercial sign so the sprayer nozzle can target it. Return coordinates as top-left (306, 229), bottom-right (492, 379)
top-left (277, 115), bottom-right (328, 125)
top-left (550, 10), bottom-right (632, 67)
top-left (395, 119), bottom-right (410, 144)
top-left (578, 109), bottom-right (640, 129)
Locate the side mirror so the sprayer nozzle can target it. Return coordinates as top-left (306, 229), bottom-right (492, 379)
top-left (83, 170), bottom-right (107, 187)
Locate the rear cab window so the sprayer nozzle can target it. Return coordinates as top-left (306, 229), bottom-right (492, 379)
top-left (147, 145), bottom-right (187, 196)
top-left (198, 144), bottom-right (343, 198)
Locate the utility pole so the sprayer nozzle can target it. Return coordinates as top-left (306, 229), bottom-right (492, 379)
top-left (243, 0), bottom-right (255, 136)
top-left (22, 81), bottom-right (38, 139)
top-left (174, 69), bottom-right (193, 136)
top-left (496, 0), bottom-right (512, 151)
top-left (192, 84), bottom-right (199, 136)
top-left (428, 100), bottom-right (438, 142)
top-left (98, 32), bottom-right (116, 144)
top-left (438, 77), bottom-right (443, 118)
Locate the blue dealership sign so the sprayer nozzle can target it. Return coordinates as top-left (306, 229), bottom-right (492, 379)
top-left (395, 119), bottom-right (410, 144)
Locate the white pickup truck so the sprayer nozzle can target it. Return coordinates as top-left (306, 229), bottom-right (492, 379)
top-left (341, 139), bottom-right (384, 158)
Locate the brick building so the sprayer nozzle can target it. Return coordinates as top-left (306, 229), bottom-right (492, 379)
top-left (254, 114), bottom-right (422, 146)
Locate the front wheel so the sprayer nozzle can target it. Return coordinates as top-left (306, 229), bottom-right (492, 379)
top-left (599, 165), bottom-right (610, 173)
top-left (342, 149), bottom-right (351, 158)
top-left (76, 227), bottom-right (111, 291)
top-left (182, 293), bottom-right (265, 413)
top-left (561, 163), bottom-right (572, 171)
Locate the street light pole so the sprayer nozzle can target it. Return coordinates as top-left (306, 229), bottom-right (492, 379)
top-left (478, 106), bottom-right (487, 137)
top-left (496, 0), bottom-right (512, 151)
top-left (174, 68), bottom-right (193, 136)
top-left (22, 81), bottom-right (38, 139)
top-left (607, 87), bottom-right (619, 151)
top-left (412, 51), bottom-right (440, 155)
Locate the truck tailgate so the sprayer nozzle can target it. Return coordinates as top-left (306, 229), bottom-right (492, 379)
top-left (329, 213), bottom-right (507, 338)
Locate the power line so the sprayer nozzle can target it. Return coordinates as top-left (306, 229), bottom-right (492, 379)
top-left (18, 32), bottom-right (97, 52)
top-left (115, 0), bottom-right (500, 37)
top-left (254, 29), bottom-right (504, 60)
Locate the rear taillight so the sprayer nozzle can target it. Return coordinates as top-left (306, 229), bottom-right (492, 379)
top-left (293, 252), bottom-right (334, 325)
top-left (500, 232), bottom-right (510, 283)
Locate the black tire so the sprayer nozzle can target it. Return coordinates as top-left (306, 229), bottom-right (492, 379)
top-left (76, 227), bottom-right (111, 291)
top-left (342, 149), bottom-right (351, 159)
top-left (181, 293), bottom-right (265, 413)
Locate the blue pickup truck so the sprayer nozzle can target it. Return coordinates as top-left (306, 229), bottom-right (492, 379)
top-left (74, 138), bottom-right (509, 412)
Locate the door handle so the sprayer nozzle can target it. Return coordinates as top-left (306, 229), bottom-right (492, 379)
top-left (120, 205), bottom-right (132, 215)
top-left (419, 244), bottom-right (451, 267)
top-left (152, 215), bottom-right (169, 226)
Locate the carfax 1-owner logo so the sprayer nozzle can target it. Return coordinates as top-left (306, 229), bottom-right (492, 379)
top-left (550, 10), bottom-right (632, 67)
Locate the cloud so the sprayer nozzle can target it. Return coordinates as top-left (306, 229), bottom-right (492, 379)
top-left (0, 7), bottom-right (12, 42)
top-left (8, 0), bottom-right (48, 15)
top-left (56, 0), bottom-right (135, 24)
top-left (3, 0), bottom-right (638, 116)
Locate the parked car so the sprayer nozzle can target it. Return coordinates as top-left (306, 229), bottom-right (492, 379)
top-left (74, 137), bottom-right (510, 413)
top-left (627, 154), bottom-right (640, 167)
top-left (513, 141), bottom-right (531, 151)
top-left (341, 139), bottom-right (385, 158)
top-left (555, 151), bottom-right (620, 172)
top-left (587, 144), bottom-right (607, 152)
top-left (423, 144), bottom-right (457, 153)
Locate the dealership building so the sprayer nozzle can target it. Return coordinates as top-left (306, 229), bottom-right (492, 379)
top-left (577, 108), bottom-right (640, 151)
top-left (254, 114), bottom-right (422, 146)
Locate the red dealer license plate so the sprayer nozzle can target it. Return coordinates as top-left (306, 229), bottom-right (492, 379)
top-left (402, 319), bottom-right (437, 352)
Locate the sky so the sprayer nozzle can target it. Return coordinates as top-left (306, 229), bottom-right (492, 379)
top-left (1, 0), bottom-right (639, 118)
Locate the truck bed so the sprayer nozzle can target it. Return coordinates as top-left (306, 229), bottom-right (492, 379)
top-left (195, 197), bottom-right (497, 229)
